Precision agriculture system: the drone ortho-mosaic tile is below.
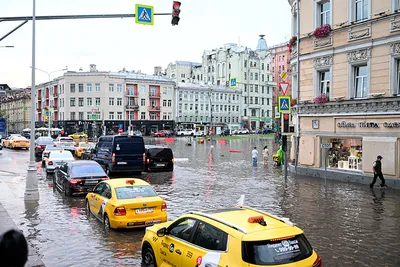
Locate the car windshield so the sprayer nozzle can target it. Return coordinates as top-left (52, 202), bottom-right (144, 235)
top-left (50, 152), bottom-right (73, 160)
top-left (148, 148), bottom-right (173, 158)
top-left (115, 186), bottom-right (157, 199)
top-left (71, 164), bottom-right (105, 177)
top-left (13, 136), bottom-right (27, 140)
top-left (242, 234), bottom-right (313, 265)
top-left (38, 138), bottom-right (54, 144)
top-left (60, 139), bottom-right (73, 142)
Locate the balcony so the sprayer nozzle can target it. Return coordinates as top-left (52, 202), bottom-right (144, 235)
top-left (148, 105), bottom-right (161, 111)
top-left (125, 104), bottom-right (139, 110)
top-left (53, 91), bottom-right (58, 98)
top-left (149, 93), bottom-right (161, 98)
top-left (126, 92), bottom-right (138, 97)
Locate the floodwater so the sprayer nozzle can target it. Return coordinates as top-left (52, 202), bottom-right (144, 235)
top-left (1, 137), bottom-right (400, 266)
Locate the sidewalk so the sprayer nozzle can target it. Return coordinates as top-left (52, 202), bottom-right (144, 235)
top-left (0, 202), bottom-right (45, 266)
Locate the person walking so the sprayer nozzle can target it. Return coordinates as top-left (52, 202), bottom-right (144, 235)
top-left (252, 146), bottom-right (258, 166)
top-left (370, 155), bottom-right (387, 188)
top-left (263, 146), bottom-right (269, 164)
top-left (277, 145), bottom-right (284, 167)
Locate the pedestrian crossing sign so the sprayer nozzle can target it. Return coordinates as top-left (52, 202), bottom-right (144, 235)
top-left (278, 96), bottom-right (291, 113)
top-left (135, 4), bottom-right (154, 25)
top-left (230, 77), bottom-right (238, 88)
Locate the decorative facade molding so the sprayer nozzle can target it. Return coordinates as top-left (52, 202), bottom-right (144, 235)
top-left (290, 45), bottom-right (298, 59)
top-left (390, 16), bottom-right (400, 33)
top-left (347, 48), bottom-right (371, 63)
top-left (313, 34), bottom-right (333, 49)
top-left (296, 97), bottom-right (400, 115)
top-left (390, 43), bottom-right (400, 55)
top-left (348, 23), bottom-right (372, 41)
top-left (314, 56), bottom-right (333, 68)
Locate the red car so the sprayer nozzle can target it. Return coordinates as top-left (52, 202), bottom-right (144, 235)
top-left (153, 130), bottom-right (172, 137)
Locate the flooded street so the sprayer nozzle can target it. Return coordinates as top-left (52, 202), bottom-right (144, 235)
top-left (1, 137), bottom-right (400, 266)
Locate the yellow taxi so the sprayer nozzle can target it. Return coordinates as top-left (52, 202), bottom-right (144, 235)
top-left (74, 142), bottom-right (93, 158)
top-left (3, 135), bottom-right (30, 149)
top-left (68, 132), bottom-right (88, 139)
top-left (85, 178), bottom-right (168, 230)
top-left (141, 206), bottom-right (321, 267)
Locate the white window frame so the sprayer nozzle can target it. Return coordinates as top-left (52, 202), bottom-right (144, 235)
top-left (349, 0), bottom-right (371, 23)
top-left (348, 63), bottom-right (370, 99)
top-left (314, 0), bottom-right (332, 28)
top-left (392, 0), bottom-right (400, 12)
top-left (117, 112), bottom-right (122, 120)
top-left (109, 97), bottom-right (114, 106)
top-left (109, 112), bottom-right (114, 120)
top-left (314, 69), bottom-right (332, 97)
top-left (87, 84), bottom-right (92, 92)
top-left (390, 53), bottom-right (400, 95)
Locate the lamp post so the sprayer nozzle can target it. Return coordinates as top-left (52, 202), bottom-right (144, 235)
top-left (31, 66), bottom-right (67, 137)
top-left (208, 86), bottom-right (213, 140)
top-left (25, 0), bottom-right (38, 201)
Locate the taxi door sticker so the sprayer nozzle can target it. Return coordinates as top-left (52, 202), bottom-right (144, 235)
top-left (99, 199), bottom-right (109, 217)
top-left (195, 252), bottom-right (221, 267)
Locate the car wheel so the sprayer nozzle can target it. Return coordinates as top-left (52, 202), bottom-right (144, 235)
top-left (142, 245), bottom-right (157, 267)
top-left (103, 214), bottom-right (111, 231)
top-left (86, 200), bottom-right (91, 217)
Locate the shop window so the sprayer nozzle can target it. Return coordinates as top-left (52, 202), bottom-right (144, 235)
top-left (322, 138), bottom-right (363, 171)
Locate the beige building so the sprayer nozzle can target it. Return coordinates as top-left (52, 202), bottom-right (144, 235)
top-left (289, 0), bottom-right (400, 184)
top-left (0, 89), bottom-right (31, 133)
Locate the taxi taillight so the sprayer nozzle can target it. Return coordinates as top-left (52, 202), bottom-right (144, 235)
top-left (69, 179), bottom-right (82, 184)
top-left (143, 152), bottom-right (146, 162)
top-left (313, 255), bottom-right (322, 267)
top-left (112, 153), bottom-right (116, 164)
top-left (48, 161), bottom-right (53, 165)
top-left (114, 206), bottom-right (126, 216)
top-left (161, 202), bottom-right (167, 212)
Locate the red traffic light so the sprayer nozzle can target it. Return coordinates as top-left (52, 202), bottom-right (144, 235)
top-left (171, 1), bottom-right (181, 26)
top-left (173, 1), bottom-right (181, 9)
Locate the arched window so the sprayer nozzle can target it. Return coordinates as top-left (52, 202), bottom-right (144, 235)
top-left (217, 64), bottom-right (222, 78)
top-left (222, 63), bottom-right (226, 77)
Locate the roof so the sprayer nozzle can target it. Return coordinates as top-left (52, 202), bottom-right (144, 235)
top-left (175, 61), bottom-right (202, 67)
top-left (176, 82), bottom-right (242, 93)
top-left (109, 72), bottom-right (174, 83)
top-left (104, 178), bottom-right (150, 187)
top-left (256, 35), bottom-right (268, 51)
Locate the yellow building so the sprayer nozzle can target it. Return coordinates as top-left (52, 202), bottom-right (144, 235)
top-left (0, 89), bottom-right (31, 133)
top-left (288, 0), bottom-right (400, 186)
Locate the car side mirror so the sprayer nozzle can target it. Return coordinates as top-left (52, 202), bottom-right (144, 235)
top-left (157, 227), bottom-right (168, 237)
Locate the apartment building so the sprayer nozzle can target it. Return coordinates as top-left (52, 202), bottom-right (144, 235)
top-left (0, 88), bottom-right (31, 133)
top-left (289, 0), bottom-right (400, 180)
top-left (35, 64), bottom-right (175, 136)
top-left (166, 61), bottom-right (202, 84)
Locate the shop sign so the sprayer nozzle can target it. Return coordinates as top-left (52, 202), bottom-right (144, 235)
top-left (337, 121), bottom-right (400, 128)
top-left (321, 143), bottom-right (332, 149)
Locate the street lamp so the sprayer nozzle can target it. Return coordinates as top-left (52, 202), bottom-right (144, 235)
top-left (30, 66), bottom-right (68, 137)
top-left (25, 0), bottom-right (38, 201)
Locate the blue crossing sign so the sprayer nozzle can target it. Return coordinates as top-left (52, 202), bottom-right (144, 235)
top-left (91, 114), bottom-right (97, 120)
top-left (135, 4), bottom-right (154, 25)
top-left (278, 96), bottom-right (291, 113)
top-left (229, 77), bottom-right (238, 88)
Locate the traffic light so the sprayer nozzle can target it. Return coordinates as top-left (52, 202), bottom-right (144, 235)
top-left (171, 1), bottom-right (181, 26)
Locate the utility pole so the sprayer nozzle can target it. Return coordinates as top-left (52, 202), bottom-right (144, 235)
top-left (208, 87), bottom-right (213, 140)
top-left (295, 0), bottom-right (301, 170)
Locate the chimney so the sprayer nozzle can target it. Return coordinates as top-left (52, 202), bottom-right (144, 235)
top-left (90, 64), bottom-right (97, 72)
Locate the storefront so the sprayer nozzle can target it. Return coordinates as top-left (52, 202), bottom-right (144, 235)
top-left (295, 115), bottom-right (400, 179)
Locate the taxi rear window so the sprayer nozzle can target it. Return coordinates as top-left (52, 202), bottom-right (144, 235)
top-left (242, 234), bottom-right (313, 265)
top-left (115, 186), bottom-right (157, 199)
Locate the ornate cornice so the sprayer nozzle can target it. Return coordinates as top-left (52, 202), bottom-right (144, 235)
top-left (295, 97), bottom-right (400, 115)
top-left (313, 35), bottom-right (333, 50)
top-left (314, 56), bottom-right (333, 68)
top-left (390, 16), bottom-right (400, 33)
top-left (347, 48), bottom-right (371, 63)
top-left (348, 23), bottom-right (372, 41)
top-left (390, 43), bottom-right (400, 55)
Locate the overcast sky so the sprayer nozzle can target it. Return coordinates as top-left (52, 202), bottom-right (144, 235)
top-left (0, 0), bottom-right (291, 88)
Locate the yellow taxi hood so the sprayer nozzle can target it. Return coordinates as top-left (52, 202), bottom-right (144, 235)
top-left (241, 226), bottom-right (304, 242)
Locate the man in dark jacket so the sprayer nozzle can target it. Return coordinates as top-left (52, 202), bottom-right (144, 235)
top-left (370, 155), bottom-right (387, 188)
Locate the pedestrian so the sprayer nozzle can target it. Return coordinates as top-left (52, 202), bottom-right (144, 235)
top-left (0, 229), bottom-right (28, 267)
top-left (370, 155), bottom-right (387, 188)
top-left (252, 146), bottom-right (258, 166)
top-left (263, 146), bottom-right (269, 164)
top-left (277, 145), bottom-right (284, 167)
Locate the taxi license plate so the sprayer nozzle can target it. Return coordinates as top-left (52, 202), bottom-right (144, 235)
top-left (135, 208), bottom-right (154, 214)
top-left (117, 162), bottom-right (127, 165)
top-left (156, 163), bottom-right (166, 167)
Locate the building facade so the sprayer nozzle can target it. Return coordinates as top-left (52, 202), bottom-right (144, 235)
top-left (200, 35), bottom-right (276, 129)
top-left (35, 64), bottom-right (175, 136)
top-left (270, 42), bottom-right (292, 108)
top-left (289, 0), bottom-right (400, 181)
top-left (175, 83), bottom-right (242, 132)
top-left (0, 88), bottom-right (31, 133)
top-left (166, 61), bottom-right (202, 84)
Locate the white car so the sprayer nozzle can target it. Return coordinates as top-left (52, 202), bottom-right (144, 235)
top-left (46, 150), bottom-right (74, 174)
top-left (41, 144), bottom-right (63, 166)
top-left (176, 129), bottom-right (194, 136)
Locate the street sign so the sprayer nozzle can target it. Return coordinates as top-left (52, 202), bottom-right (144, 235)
top-left (275, 107), bottom-right (280, 118)
top-left (229, 77), bottom-right (238, 88)
top-left (119, 124), bottom-right (123, 129)
top-left (118, 128), bottom-right (123, 134)
top-left (280, 71), bottom-right (287, 81)
top-left (91, 114), bottom-right (97, 120)
top-left (45, 111), bottom-right (49, 116)
top-left (24, 106), bottom-right (28, 111)
top-left (321, 143), bottom-right (333, 149)
top-left (278, 96), bottom-right (291, 113)
top-left (135, 4), bottom-right (154, 25)
top-left (279, 82), bottom-right (289, 95)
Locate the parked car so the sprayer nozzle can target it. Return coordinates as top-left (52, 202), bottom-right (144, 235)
top-left (54, 160), bottom-right (109, 196)
top-left (45, 150), bottom-right (74, 174)
top-left (176, 129), bottom-right (194, 136)
top-left (220, 128), bottom-right (231, 136)
top-left (34, 136), bottom-right (54, 157)
top-left (92, 135), bottom-right (145, 176)
top-left (144, 145), bottom-right (174, 172)
top-left (86, 178), bottom-right (168, 230)
top-left (3, 135), bottom-right (30, 149)
top-left (235, 128), bottom-right (249, 135)
top-left (152, 131), bottom-right (167, 137)
top-left (81, 143), bottom-right (96, 160)
top-left (74, 142), bottom-right (94, 158)
top-left (68, 132), bottom-right (88, 139)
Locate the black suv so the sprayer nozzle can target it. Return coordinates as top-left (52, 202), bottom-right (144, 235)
top-left (144, 145), bottom-right (174, 172)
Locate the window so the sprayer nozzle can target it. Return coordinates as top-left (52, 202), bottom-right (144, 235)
top-left (117, 112), bottom-right (122, 120)
top-left (78, 97), bottom-right (84, 107)
top-left (321, 137), bottom-right (362, 170)
top-left (168, 100), bottom-right (172, 107)
top-left (319, 71), bottom-right (331, 95)
top-left (117, 84), bottom-right (122, 92)
top-left (79, 112), bottom-right (84, 120)
top-left (70, 112), bottom-right (75, 120)
top-left (117, 98), bottom-right (122, 106)
top-left (109, 97), bottom-right (114, 106)
top-left (70, 97), bottom-right (75, 107)
top-left (251, 109), bottom-right (256, 116)
top-left (352, 0), bottom-right (369, 22)
top-left (262, 74), bottom-right (265, 82)
top-left (396, 59), bottom-right (400, 95)
top-left (109, 112), bottom-right (114, 120)
top-left (250, 72), bottom-right (253, 80)
top-left (354, 65), bottom-right (368, 98)
top-left (318, 1), bottom-right (331, 26)
top-left (78, 84), bottom-right (83, 92)
top-left (141, 99), bottom-right (146, 106)
top-left (70, 84), bottom-right (75, 93)
top-left (140, 112), bottom-right (145, 120)
top-left (261, 63), bottom-right (265, 70)
top-left (255, 73), bottom-right (259, 80)
top-left (87, 98), bottom-right (92, 106)
top-left (95, 83), bottom-right (100, 92)
top-left (394, 0), bottom-right (400, 12)
top-left (95, 97), bottom-right (101, 106)
top-left (109, 84), bottom-right (114, 92)
top-left (244, 60), bottom-right (247, 68)
top-left (255, 85), bottom-right (258, 93)
top-left (87, 84), bottom-right (92, 92)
